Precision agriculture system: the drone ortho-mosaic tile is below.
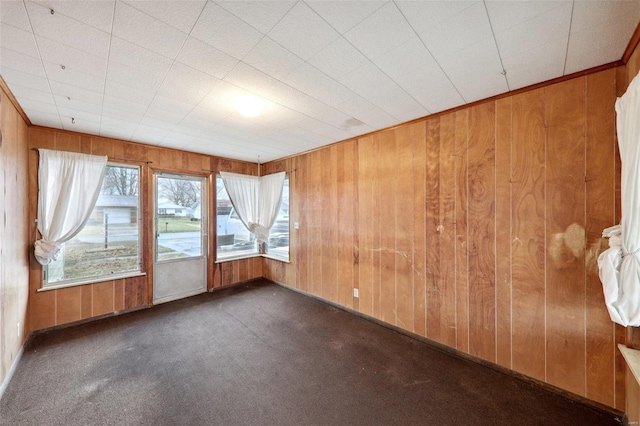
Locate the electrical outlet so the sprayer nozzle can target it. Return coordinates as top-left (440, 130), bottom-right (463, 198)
top-left (294, 222), bottom-right (299, 230)
top-left (353, 288), bottom-right (359, 298)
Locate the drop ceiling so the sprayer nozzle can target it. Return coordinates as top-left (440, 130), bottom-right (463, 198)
top-left (1, 1), bottom-right (639, 163)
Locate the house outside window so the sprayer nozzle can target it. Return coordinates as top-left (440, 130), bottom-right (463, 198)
top-left (44, 164), bottom-right (142, 287)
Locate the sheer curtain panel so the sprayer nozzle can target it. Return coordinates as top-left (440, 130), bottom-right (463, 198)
top-left (598, 72), bottom-right (640, 326)
top-left (220, 171), bottom-right (285, 244)
top-left (35, 149), bottom-right (107, 266)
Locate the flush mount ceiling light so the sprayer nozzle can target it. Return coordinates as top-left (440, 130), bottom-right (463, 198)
top-left (235, 94), bottom-right (265, 118)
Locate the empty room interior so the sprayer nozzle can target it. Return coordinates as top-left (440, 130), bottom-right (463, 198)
top-left (3, 0), bottom-right (640, 424)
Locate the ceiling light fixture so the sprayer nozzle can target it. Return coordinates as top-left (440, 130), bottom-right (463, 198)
top-left (235, 94), bottom-right (265, 118)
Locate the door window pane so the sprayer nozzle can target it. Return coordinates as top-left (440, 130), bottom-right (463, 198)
top-left (157, 176), bottom-right (202, 262)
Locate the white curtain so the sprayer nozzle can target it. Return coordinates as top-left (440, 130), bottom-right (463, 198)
top-left (220, 171), bottom-right (285, 244)
top-left (35, 149), bottom-right (107, 265)
top-left (598, 72), bottom-right (640, 326)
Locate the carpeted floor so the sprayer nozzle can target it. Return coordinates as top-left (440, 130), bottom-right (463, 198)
top-left (0, 279), bottom-right (623, 426)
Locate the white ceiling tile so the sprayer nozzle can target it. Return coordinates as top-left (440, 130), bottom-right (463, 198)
top-left (104, 80), bottom-right (156, 106)
top-left (338, 61), bottom-right (392, 100)
top-left (419, 2), bottom-right (492, 58)
top-left (157, 62), bottom-right (221, 106)
top-left (485, 1), bottom-right (569, 34)
top-left (37, 36), bottom-right (107, 78)
top-left (0, 1), bottom-right (32, 31)
top-left (99, 124), bottom-right (136, 141)
top-left (106, 61), bottom-right (166, 94)
top-left (149, 95), bottom-right (195, 117)
top-left (32, 0), bottom-right (116, 33)
top-left (286, 63), bottom-right (354, 105)
top-left (493, 2), bottom-right (572, 60)
top-left (100, 116), bottom-right (140, 131)
top-left (9, 84), bottom-right (53, 105)
top-left (1, 23), bottom-right (39, 58)
top-left (1, 67), bottom-right (51, 92)
top-left (344, 2), bottom-right (415, 59)
top-left (134, 124), bottom-right (171, 138)
top-left (312, 124), bottom-right (356, 142)
top-left (396, 1), bottom-right (478, 33)
top-left (103, 95), bottom-right (148, 116)
top-left (268, 2), bottom-right (340, 61)
top-left (305, 1), bottom-right (387, 34)
top-left (191, 2), bottom-right (262, 59)
top-left (179, 115), bottom-right (217, 133)
top-left (502, 39), bottom-right (566, 90)
top-left (27, 110), bottom-right (62, 128)
top-left (145, 108), bottom-right (187, 127)
top-left (49, 80), bottom-right (104, 105)
top-left (43, 60), bottom-right (105, 93)
top-left (307, 37), bottom-right (370, 81)
top-left (18, 98), bottom-right (59, 115)
top-left (565, 0), bottom-right (640, 74)
top-left (364, 81), bottom-right (426, 119)
top-left (373, 36), bottom-right (437, 81)
top-left (570, 0), bottom-right (640, 35)
top-left (122, 0), bottom-right (206, 33)
top-left (113, 2), bottom-right (188, 59)
top-left (216, 1), bottom-right (296, 34)
top-left (54, 94), bottom-right (103, 115)
top-left (394, 65), bottom-right (463, 114)
top-left (25, 1), bottom-right (111, 58)
top-left (139, 115), bottom-right (177, 132)
top-left (101, 106), bottom-right (144, 124)
top-left (176, 36), bottom-right (239, 79)
top-left (352, 106), bottom-right (397, 129)
top-left (0, 48), bottom-right (46, 78)
top-left (435, 38), bottom-right (506, 102)
top-left (244, 37), bottom-right (304, 80)
top-left (57, 105), bottom-right (102, 123)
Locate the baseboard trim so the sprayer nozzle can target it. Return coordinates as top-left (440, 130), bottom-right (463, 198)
top-left (0, 334), bottom-right (30, 401)
top-left (267, 279), bottom-right (626, 423)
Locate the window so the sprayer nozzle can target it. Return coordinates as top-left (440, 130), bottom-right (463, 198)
top-left (44, 164), bottom-right (141, 287)
top-left (216, 175), bottom-right (258, 260)
top-left (267, 175), bottom-right (289, 261)
top-left (215, 174), bottom-right (289, 262)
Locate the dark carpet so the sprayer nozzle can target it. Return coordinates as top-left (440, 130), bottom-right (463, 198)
top-left (0, 280), bottom-right (623, 426)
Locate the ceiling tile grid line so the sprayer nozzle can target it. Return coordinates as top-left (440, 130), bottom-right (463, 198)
top-left (1, 0), bottom-right (639, 162)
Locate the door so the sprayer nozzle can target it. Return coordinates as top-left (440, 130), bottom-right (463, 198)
top-left (153, 172), bottom-right (207, 304)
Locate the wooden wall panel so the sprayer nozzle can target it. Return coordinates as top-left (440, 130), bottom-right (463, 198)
top-left (265, 69), bottom-right (622, 408)
top-left (454, 109), bottom-right (469, 353)
top-left (27, 127), bottom-right (260, 332)
top-left (545, 78), bottom-right (586, 395)
top-left (495, 97), bottom-right (512, 369)
top-left (467, 102), bottom-right (496, 363)
top-left (585, 69), bottom-right (617, 407)
top-left (412, 122), bottom-right (427, 336)
top-left (395, 124), bottom-right (416, 331)
top-left (510, 88), bottom-right (546, 381)
top-left (0, 82), bottom-right (30, 388)
top-left (358, 136), bottom-right (374, 316)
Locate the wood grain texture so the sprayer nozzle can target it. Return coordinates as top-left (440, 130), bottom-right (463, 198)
top-left (454, 109), bottom-right (469, 353)
top-left (495, 97), bottom-right (512, 369)
top-left (545, 78), bottom-right (586, 395)
top-left (262, 69), bottom-right (621, 409)
top-left (510, 89), bottom-right (546, 381)
top-left (585, 69), bottom-right (616, 407)
top-left (467, 102), bottom-right (496, 362)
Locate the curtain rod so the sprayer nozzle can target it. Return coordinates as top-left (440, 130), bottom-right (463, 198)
top-left (31, 149), bottom-right (152, 164)
top-left (201, 168), bottom-right (296, 174)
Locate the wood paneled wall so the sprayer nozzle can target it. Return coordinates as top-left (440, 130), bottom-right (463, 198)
top-left (0, 84), bottom-right (30, 388)
top-left (27, 127), bottom-right (261, 332)
top-left (263, 68), bottom-right (624, 409)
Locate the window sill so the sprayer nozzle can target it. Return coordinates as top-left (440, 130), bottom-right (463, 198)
top-left (39, 271), bottom-right (146, 292)
top-left (215, 253), bottom-right (290, 264)
top-left (262, 254), bottom-right (290, 264)
top-left (215, 253), bottom-right (261, 263)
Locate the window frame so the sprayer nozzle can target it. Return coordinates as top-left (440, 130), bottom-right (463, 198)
top-left (214, 173), bottom-right (290, 263)
top-left (41, 162), bottom-right (144, 290)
